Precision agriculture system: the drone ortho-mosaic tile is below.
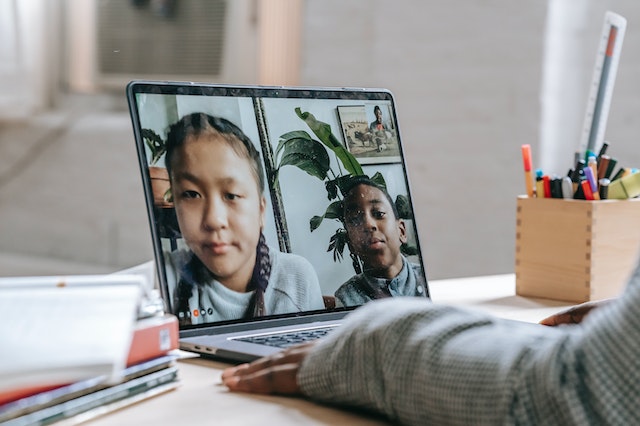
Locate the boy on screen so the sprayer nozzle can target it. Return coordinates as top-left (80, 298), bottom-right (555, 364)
top-left (334, 177), bottom-right (427, 307)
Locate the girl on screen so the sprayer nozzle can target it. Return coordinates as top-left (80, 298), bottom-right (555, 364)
top-left (163, 112), bottom-right (324, 325)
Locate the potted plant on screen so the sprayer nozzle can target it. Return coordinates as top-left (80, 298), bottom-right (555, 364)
top-left (274, 108), bottom-right (416, 273)
top-left (142, 128), bottom-right (172, 208)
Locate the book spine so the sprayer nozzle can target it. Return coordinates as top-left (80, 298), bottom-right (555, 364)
top-left (0, 315), bottom-right (178, 413)
top-left (0, 385), bottom-right (64, 407)
top-left (10, 367), bottom-right (179, 426)
top-left (0, 356), bottom-right (178, 423)
top-left (126, 315), bottom-right (179, 366)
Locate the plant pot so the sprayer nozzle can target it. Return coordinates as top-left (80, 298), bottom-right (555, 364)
top-left (149, 166), bottom-right (173, 208)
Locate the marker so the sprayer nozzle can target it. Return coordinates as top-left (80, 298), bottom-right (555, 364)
top-left (597, 141), bottom-right (609, 162)
top-left (611, 167), bottom-right (625, 181)
top-left (573, 176), bottom-right (586, 200)
top-left (604, 157), bottom-right (617, 180)
top-left (543, 175), bottom-right (551, 198)
top-left (598, 155), bottom-right (610, 179)
top-left (561, 176), bottom-right (574, 199)
top-left (584, 150), bottom-right (594, 165)
top-left (535, 169), bottom-right (544, 198)
top-left (521, 144), bottom-right (534, 198)
top-left (581, 180), bottom-right (595, 200)
top-left (599, 178), bottom-right (610, 199)
top-left (574, 151), bottom-right (581, 165)
top-left (588, 155), bottom-right (598, 182)
top-left (566, 168), bottom-right (574, 184)
top-left (550, 177), bottom-right (563, 198)
top-left (571, 160), bottom-right (585, 193)
top-left (584, 166), bottom-right (600, 200)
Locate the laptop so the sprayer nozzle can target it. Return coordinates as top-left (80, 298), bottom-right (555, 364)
top-left (126, 81), bottom-right (429, 363)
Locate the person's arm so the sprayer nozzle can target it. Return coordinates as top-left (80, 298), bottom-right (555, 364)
top-left (297, 300), bottom-right (559, 424)
top-left (298, 276), bottom-right (640, 425)
top-left (224, 261), bottom-right (640, 424)
top-left (225, 298), bottom-right (564, 423)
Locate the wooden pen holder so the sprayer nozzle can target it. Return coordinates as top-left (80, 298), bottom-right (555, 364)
top-left (515, 196), bottom-right (640, 303)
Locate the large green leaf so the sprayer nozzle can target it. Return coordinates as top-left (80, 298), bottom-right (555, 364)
top-left (279, 153), bottom-right (327, 181)
top-left (324, 201), bottom-right (344, 220)
top-left (309, 200), bottom-right (344, 231)
top-left (395, 194), bottom-right (411, 219)
top-left (401, 243), bottom-right (419, 256)
top-left (276, 130), bottom-right (313, 157)
top-left (335, 175), bottom-right (357, 197)
top-left (328, 228), bottom-right (349, 262)
top-left (277, 137), bottom-right (330, 181)
top-left (370, 172), bottom-right (387, 189)
top-left (325, 179), bottom-right (338, 200)
top-left (333, 173), bottom-right (387, 199)
top-left (295, 108), bottom-right (364, 176)
top-left (142, 128), bottom-right (165, 165)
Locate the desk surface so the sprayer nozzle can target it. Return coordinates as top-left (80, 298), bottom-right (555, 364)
top-left (87, 274), bottom-right (574, 426)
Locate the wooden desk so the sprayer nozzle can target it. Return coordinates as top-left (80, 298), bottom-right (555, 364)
top-left (429, 273), bottom-right (574, 323)
top-left (87, 274), bottom-right (574, 425)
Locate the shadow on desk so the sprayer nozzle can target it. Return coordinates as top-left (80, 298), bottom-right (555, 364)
top-left (87, 354), bottom-right (389, 425)
top-left (178, 356), bottom-right (390, 426)
top-left (475, 295), bottom-right (570, 310)
top-left (429, 274), bottom-right (575, 324)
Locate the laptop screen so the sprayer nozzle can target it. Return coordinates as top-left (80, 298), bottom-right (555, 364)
top-left (127, 82), bottom-right (428, 330)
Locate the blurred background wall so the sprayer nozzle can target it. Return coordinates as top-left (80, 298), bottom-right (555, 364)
top-left (0, 0), bottom-right (639, 279)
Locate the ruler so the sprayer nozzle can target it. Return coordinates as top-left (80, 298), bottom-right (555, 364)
top-left (578, 11), bottom-right (626, 159)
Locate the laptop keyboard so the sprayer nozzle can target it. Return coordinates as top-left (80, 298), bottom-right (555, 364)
top-left (236, 326), bottom-right (337, 348)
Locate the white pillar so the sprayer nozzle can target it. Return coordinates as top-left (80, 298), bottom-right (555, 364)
top-left (257, 0), bottom-right (302, 86)
top-left (0, 0), bottom-right (61, 118)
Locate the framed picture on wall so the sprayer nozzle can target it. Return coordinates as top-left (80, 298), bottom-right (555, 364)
top-left (337, 104), bottom-right (401, 165)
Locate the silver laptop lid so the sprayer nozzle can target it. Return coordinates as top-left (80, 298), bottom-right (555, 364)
top-left (127, 81), bottom-right (428, 333)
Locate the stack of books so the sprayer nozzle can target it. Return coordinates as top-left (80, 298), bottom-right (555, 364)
top-left (0, 274), bottom-right (179, 426)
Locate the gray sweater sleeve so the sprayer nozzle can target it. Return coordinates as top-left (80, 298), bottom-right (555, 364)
top-left (297, 261), bottom-right (640, 425)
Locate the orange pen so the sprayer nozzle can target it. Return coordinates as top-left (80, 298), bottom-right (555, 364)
top-left (588, 155), bottom-right (598, 181)
top-left (521, 145), bottom-right (534, 197)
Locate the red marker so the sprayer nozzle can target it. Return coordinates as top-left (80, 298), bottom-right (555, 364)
top-left (581, 180), bottom-right (595, 200)
top-left (543, 175), bottom-right (551, 198)
top-left (521, 145), bottom-right (534, 197)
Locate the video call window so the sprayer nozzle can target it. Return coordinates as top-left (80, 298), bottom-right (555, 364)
top-left (131, 87), bottom-right (427, 327)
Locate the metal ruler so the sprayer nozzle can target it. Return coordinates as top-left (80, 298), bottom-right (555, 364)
top-left (579, 11), bottom-right (626, 158)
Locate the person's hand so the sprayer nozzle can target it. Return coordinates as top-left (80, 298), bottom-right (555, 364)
top-left (221, 342), bottom-right (317, 395)
top-left (539, 299), bottom-right (614, 326)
